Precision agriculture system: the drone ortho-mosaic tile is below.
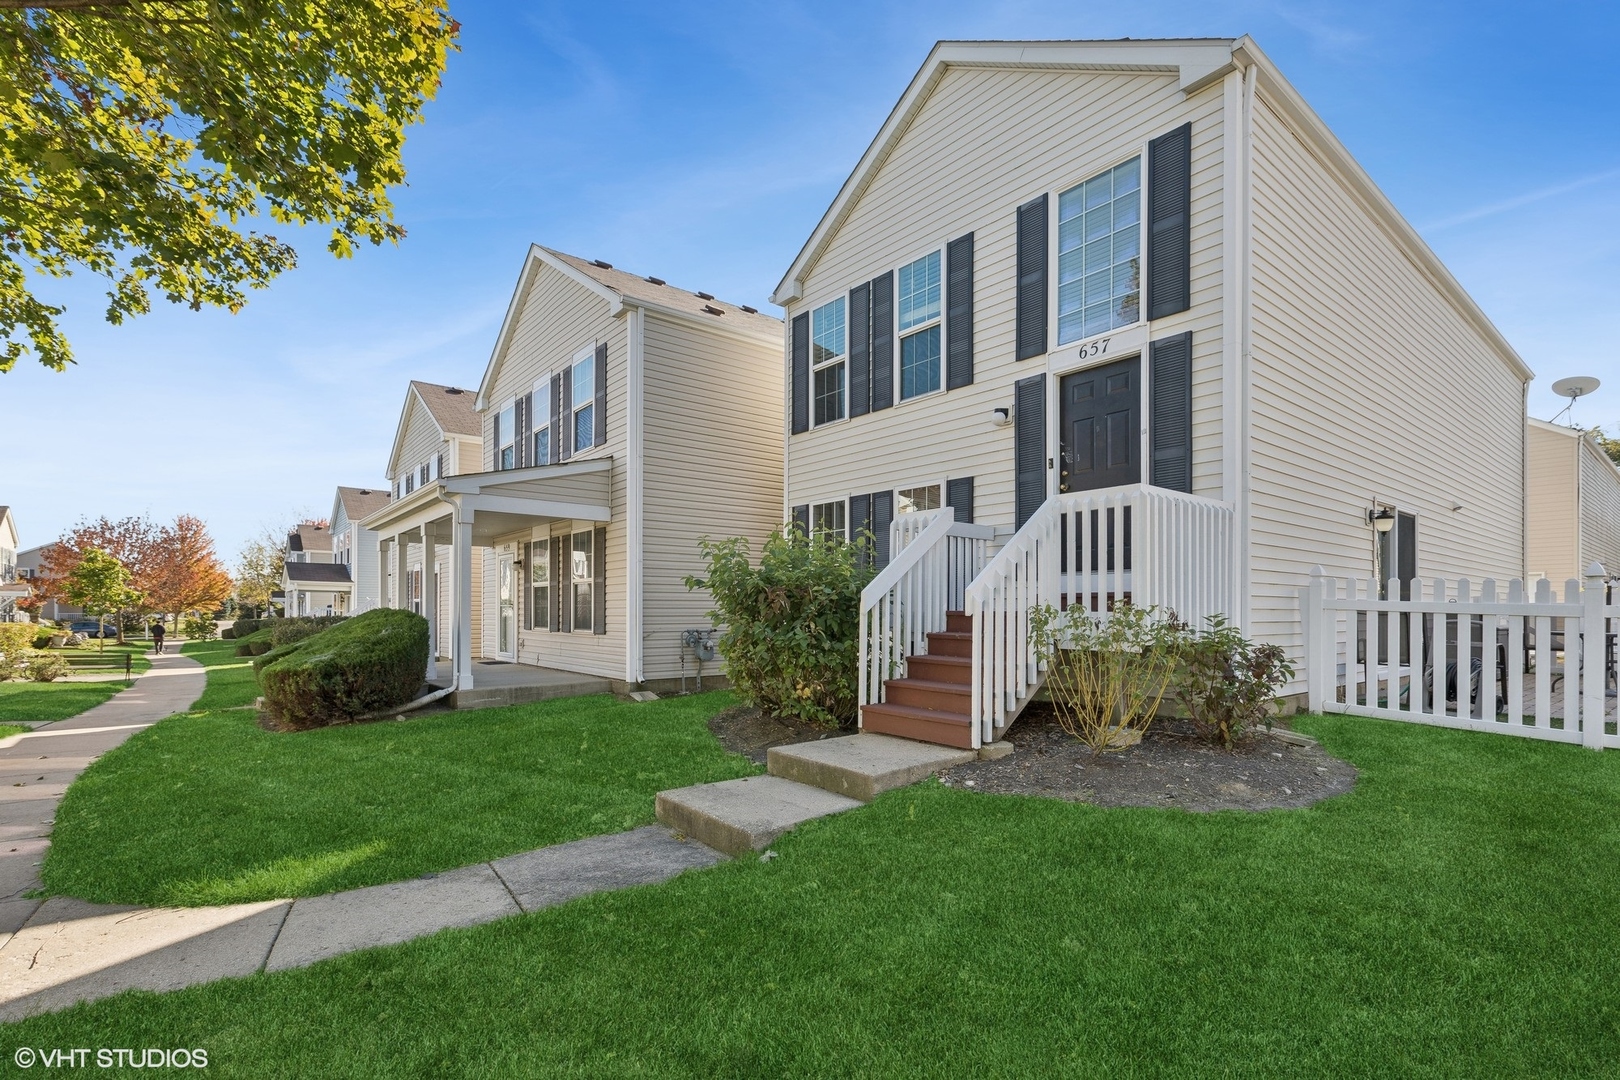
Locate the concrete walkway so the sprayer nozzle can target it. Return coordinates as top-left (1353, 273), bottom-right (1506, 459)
top-left (0, 649), bottom-right (205, 941)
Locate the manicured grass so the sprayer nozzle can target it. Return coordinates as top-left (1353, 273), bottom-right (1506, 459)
top-left (0, 680), bottom-right (128, 724)
top-left (43, 652), bottom-right (756, 905)
top-left (0, 723), bottom-right (28, 739)
top-left (13, 715), bottom-right (1620, 1076)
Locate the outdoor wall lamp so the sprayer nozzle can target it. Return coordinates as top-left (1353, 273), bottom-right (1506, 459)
top-left (1369, 507), bottom-right (1396, 533)
top-left (991, 406), bottom-right (1011, 427)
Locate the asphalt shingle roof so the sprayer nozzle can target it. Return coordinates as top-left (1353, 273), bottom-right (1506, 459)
top-left (410, 381), bottom-right (482, 437)
top-left (544, 248), bottom-right (782, 335)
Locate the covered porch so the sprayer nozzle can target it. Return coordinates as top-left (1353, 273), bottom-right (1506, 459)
top-left (360, 458), bottom-right (612, 694)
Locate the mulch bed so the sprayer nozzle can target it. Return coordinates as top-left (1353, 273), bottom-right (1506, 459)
top-left (938, 702), bottom-right (1357, 812)
top-left (707, 704), bottom-right (845, 764)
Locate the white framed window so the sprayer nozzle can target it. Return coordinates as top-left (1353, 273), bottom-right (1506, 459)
top-left (572, 349), bottom-right (596, 453)
top-left (570, 529), bottom-right (593, 632)
top-left (897, 251), bottom-right (942, 400)
top-left (419, 462), bottom-right (430, 486)
top-left (896, 484), bottom-right (941, 514)
top-left (811, 297), bottom-right (846, 426)
top-left (496, 401), bottom-right (516, 470)
top-left (811, 500), bottom-right (846, 541)
top-left (530, 538), bottom-right (550, 631)
top-left (403, 473), bottom-right (414, 495)
top-left (1057, 156), bottom-right (1142, 346)
top-left (533, 427), bottom-right (551, 466)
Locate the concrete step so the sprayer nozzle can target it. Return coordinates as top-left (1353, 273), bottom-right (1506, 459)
top-left (655, 776), bottom-right (860, 856)
top-left (767, 734), bottom-right (974, 802)
top-left (925, 630), bottom-right (973, 658)
top-left (905, 653), bottom-right (972, 685)
top-left (860, 702), bottom-right (975, 749)
top-left (884, 677), bottom-right (971, 712)
top-left (945, 611), bottom-right (972, 634)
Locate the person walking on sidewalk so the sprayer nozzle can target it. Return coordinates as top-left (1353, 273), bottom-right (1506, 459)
top-left (150, 619), bottom-right (166, 655)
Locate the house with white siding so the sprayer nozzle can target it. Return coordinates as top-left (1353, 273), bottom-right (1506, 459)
top-left (0, 507), bottom-right (26, 622)
top-left (326, 486), bottom-right (391, 614)
top-left (772, 38), bottom-right (1532, 748)
top-left (363, 245), bottom-right (783, 702)
top-left (281, 521), bottom-right (347, 617)
top-left (1526, 418), bottom-right (1620, 586)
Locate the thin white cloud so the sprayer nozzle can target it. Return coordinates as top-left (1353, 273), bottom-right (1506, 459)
top-left (1422, 166), bottom-right (1620, 232)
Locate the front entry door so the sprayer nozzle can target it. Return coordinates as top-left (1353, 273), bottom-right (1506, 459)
top-left (497, 553), bottom-right (516, 660)
top-left (1059, 356), bottom-right (1140, 493)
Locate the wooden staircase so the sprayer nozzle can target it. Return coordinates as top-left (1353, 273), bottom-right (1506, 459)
top-left (859, 611), bottom-right (976, 749)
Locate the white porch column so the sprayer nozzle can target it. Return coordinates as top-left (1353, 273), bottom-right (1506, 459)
top-left (424, 528), bottom-right (439, 680)
top-left (376, 539), bottom-right (390, 611)
top-left (396, 532), bottom-right (410, 613)
top-left (453, 513), bottom-right (475, 689)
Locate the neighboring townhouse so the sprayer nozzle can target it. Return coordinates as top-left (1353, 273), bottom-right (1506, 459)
top-left (15, 544), bottom-right (79, 622)
top-left (0, 507), bottom-right (25, 622)
top-left (363, 245), bottom-right (783, 701)
top-left (1526, 418), bottom-right (1620, 585)
top-left (771, 38), bottom-right (1531, 747)
top-left (281, 521), bottom-right (346, 617)
top-left (327, 486), bottom-right (392, 614)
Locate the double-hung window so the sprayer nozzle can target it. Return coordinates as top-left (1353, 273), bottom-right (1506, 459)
top-left (570, 529), bottom-right (593, 632)
top-left (404, 473), bottom-right (414, 495)
top-left (811, 298), bottom-right (846, 425)
top-left (896, 484), bottom-right (941, 514)
top-left (530, 538), bottom-right (550, 630)
top-left (898, 252), bottom-right (941, 400)
top-left (1057, 156), bottom-right (1142, 345)
top-left (811, 500), bottom-right (846, 541)
top-left (533, 426), bottom-right (551, 467)
top-left (496, 402), bottom-right (516, 470)
top-left (572, 351), bottom-right (595, 452)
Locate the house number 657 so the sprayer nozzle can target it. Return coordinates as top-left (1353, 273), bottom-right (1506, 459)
top-left (1079, 338), bottom-right (1110, 358)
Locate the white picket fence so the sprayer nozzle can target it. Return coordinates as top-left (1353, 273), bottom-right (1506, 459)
top-left (1305, 563), bottom-right (1620, 749)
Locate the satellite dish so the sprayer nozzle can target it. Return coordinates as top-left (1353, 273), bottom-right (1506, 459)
top-left (1551, 375), bottom-right (1601, 425)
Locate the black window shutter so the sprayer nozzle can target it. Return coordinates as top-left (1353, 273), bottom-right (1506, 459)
top-left (559, 366), bottom-right (573, 461)
top-left (1016, 195), bottom-right (1048, 360)
top-left (871, 490), bottom-right (895, 569)
top-left (559, 533), bottom-right (572, 633)
top-left (592, 525), bottom-right (607, 635)
top-left (869, 271), bottom-right (894, 411)
top-left (946, 476), bottom-right (975, 524)
top-left (849, 492), bottom-right (872, 564)
top-left (437, 451), bottom-right (445, 478)
top-left (1147, 122), bottom-right (1193, 320)
top-left (946, 232), bottom-right (975, 389)
top-left (521, 542), bottom-right (532, 630)
top-left (790, 313), bottom-right (810, 434)
top-left (594, 342), bottom-right (608, 447)
top-left (1014, 374), bottom-right (1047, 527)
top-left (549, 374), bottom-right (562, 467)
top-left (791, 503), bottom-right (810, 539)
top-left (549, 535), bottom-right (562, 632)
top-left (1149, 331), bottom-right (1194, 493)
top-left (515, 394), bottom-right (531, 468)
top-left (848, 282), bottom-right (871, 418)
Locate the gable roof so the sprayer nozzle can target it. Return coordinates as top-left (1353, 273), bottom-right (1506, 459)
top-left (285, 562), bottom-right (352, 584)
top-left (385, 381), bottom-right (480, 479)
top-left (335, 486), bottom-right (391, 525)
top-left (286, 523), bottom-right (331, 554)
top-left (769, 37), bottom-right (1529, 383)
top-left (476, 245), bottom-right (783, 410)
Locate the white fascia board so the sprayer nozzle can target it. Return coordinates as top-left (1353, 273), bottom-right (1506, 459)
top-left (1231, 35), bottom-right (1533, 385)
top-left (456, 493), bottom-right (612, 521)
top-left (771, 38), bottom-right (1239, 306)
top-left (440, 456), bottom-right (613, 493)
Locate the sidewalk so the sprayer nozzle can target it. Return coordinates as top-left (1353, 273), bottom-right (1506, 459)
top-left (0, 650), bottom-right (205, 942)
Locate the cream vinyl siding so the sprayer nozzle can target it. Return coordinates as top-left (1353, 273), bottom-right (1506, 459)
top-left (1580, 437), bottom-right (1620, 581)
top-left (392, 396), bottom-right (446, 486)
top-left (479, 262), bottom-right (630, 681)
top-left (784, 66), bottom-right (1228, 526)
top-left (1526, 422), bottom-right (1579, 584)
top-left (1247, 90), bottom-right (1526, 674)
top-left (641, 310), bottom-right (784, 681)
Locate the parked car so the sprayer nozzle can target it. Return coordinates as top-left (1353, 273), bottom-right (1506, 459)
top-left (68, 620), bottom-right (117, 638)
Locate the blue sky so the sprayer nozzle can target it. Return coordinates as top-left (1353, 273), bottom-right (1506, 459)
top-left (5, 0), bottom-right (1618, 562)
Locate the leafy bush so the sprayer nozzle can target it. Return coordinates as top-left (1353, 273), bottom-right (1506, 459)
top-left (234, 628), bottom-right (276, 657)
top-left (1175, 615), bottom-right (1294, 748)
top-left (183, 615), bottom-right (218, 640)
top-left (686, 526), bottom-right (875, 727)
top-left (255, 608), bottom-right (429, 730)
top-left (220, 626), bottom-right (236, 640)
top-left (271, 618), bottom-right (321, 646)
top-left (0, 650), bottom-right (23, 682)
top-left (32, 628), bottom-right (56, 649)
top-left (1030, 603), bottom-right (1190, 756)
top-left (0, 623), bottom-right (35, 660)
top-left (230, 618), bottom-right (268, 639)
top-left (25, 650), bottom-right (70, 682)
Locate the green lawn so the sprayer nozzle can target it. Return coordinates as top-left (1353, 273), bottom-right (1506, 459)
top-left (0, 722), bottom-right (28, 739)
top-left (43, 643), bottom-right (756, 905)
top-left (0, 680), bottom-right (128, 724)
top-left (11, 715), bottom-right (1620, 1076)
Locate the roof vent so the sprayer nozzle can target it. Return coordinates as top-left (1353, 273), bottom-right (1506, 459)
top-left (445, 387), bottom-right (464, 395)
top-left (696, 291), bottom-right (715, 300)
top-left (740, 305), bottom-right (758, 314)
top-left (591, 259), bottom-right (613, 269)
top-left (645, 275), bottom-right (666, 285)
top-left (358, 489), bottom-right (372, 495)
top-left (703, 305), bottom-right (724, 316)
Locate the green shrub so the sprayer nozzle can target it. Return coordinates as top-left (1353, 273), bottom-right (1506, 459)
top-left (1175, 615), bottom-right (1295, 749)
top-left (32, 628), bottom-right (55, 649)
top-left (0, 623), bottom-right (35, 660)
top-left (686, 526), bottom-right (875, 727)
top-left (230, 618), bottom-right (267, 639)
top-left (234, 628), bottom-right (276, 657)
top-left (25, 650), bottom-right (70, 682)
top-left (255, 608), bottom-right (429, 730)
top-left (220, 626), bottom-right (237, 640)
top-left (183, 615), bottom-right (218, 640)
top-left (271, 619), bottom-right (321, 647)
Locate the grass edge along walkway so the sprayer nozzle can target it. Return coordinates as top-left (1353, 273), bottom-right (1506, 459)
top-left (8, 713), bottom-right (1620, 1077)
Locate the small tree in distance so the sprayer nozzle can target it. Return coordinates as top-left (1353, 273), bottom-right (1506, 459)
top-left (61, 548), bottom-right (141, 653)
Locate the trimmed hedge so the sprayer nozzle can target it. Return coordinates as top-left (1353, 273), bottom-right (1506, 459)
top-left (234, 629), bottom-right (276, 657)
top-left (254, 608), bottom-right (429, 731)
top-left (271, 616), bottom-right (346, 647)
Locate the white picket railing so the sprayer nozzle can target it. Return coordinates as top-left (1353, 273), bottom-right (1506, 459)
top-left (963, 484), bottom-right (1237, 745)
top-left (1305, 563), bottom-right (1619, 749)
top-left (858, 509), bottom-right (995, 723)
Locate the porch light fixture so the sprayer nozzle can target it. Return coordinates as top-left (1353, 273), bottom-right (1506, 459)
top-left (1369, 507), bottom-right (1395, 533)
top-left (992, 406), bottom-right (1011, 427)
